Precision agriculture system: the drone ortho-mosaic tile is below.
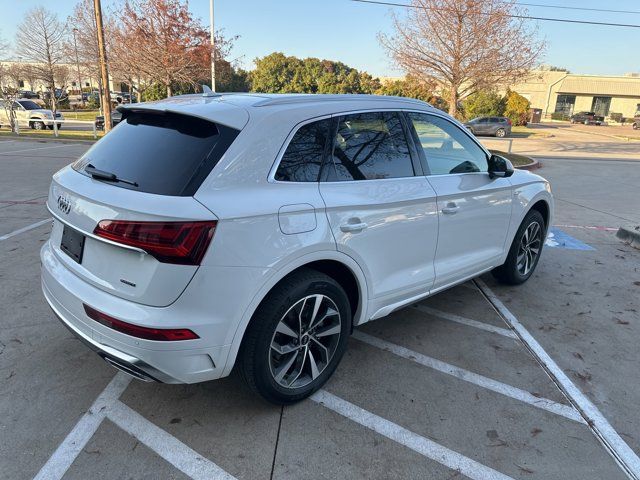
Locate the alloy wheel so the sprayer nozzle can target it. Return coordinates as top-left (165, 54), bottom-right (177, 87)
top-left (269, 294), bottom-right (341, 389)
top-left (517, 221), bottom-right (542, 275)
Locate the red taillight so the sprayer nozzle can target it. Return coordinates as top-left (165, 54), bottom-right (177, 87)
top-left (83, 304), bottom-right (199, 341)
top-left (93, 220), bottom-right (217, 265)
top-left (507, 118), bottom-right (512, 126)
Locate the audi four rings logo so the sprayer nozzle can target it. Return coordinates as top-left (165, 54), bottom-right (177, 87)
top-left (57, 194), bottom-right (71, 214)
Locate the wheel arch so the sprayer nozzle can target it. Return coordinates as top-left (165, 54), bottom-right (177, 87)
top-left (221, 251), bottom-right (369, 377)
top-left (530, 198), bottom-right (550, 227)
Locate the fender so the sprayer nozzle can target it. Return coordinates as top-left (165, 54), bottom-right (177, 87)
top-left (502, 176), bottom-right (553, 264)
top-left (220, 249), bottom-right (369, 377)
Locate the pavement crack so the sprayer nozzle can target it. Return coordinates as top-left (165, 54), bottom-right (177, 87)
top-left (270, 405), bottom-right (284, 480)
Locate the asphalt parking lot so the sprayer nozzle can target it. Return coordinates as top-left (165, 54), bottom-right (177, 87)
top-left (1, 138), bottom-right (639, 479)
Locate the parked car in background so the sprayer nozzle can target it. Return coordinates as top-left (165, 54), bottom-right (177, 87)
top-left (42, 93), bottom-right (552, 404)
top-left (94, 110), bottom-right (123, 130)
top-left (464, 116), bottom-right (512, 137)
top-left (18, 90), bottom-right (39, 99)
top-left (111, 91), bottom-right (134, 103)
top-left (42, 88), bottom-right (67, 101)
top-left (570, 111), bottom-right (604, 125)
top-left (82, 91), bottom-right (100, 102)
top-left (0, 98), bottom-right (64, 130)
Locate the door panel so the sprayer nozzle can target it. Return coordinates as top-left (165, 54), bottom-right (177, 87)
top-left (406, 111), bottom-right (513, 288)
top-left (319, 111), bottom-right (438, 305)
top-left (427, 174), bottom-right (512, 288)
top-left (320, 178), bottom-right (438, 300)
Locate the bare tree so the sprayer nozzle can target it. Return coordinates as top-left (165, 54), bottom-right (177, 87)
top-left (22, 64), bottom-right (40, 91)
top-left (379, 0), bottom-right (544, 118)
top-left (0, 30), bottom-right (8, 59)
top-left (67, 0), bottom-right (101, 82)
top-left (5, 63), bottom-right (24, 91)
top-left (0, 30), bottom-right (9, 93)
top-left (54, 65), bottom-right (72, 94)
top-left (114, 0), bottom-right (211, 97)
top-left (15, 7), bottom-right (67, 111)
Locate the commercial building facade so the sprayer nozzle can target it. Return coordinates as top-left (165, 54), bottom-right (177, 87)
top-left (509, 70), bottom-right (640, 120)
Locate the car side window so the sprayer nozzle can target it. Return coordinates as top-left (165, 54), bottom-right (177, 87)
top-left (327, 111), bottom-right (414, 181)
top-left (407, 112), bottom-right (489, 175)
top-left (275, 119), bottom-right (330, 182)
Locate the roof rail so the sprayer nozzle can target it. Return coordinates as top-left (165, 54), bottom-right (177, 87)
top-left (253, 94), bottom-right (430, 108)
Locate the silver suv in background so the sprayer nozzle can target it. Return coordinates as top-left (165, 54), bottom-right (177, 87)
top-left (464, 116), bottom-right (512, 137)
top-left (0, 99), bottom-right (64, 130)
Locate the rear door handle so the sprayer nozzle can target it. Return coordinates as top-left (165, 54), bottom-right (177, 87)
top-left (441, 203), bottom-right (459, 215)
top-left (340, 222), bottom-right (368, 233)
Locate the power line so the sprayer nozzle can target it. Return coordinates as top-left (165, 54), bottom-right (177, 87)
top-left (515, 2), bottom-right (640, 15)
top-left (351, 0), bottom-right (640, 28)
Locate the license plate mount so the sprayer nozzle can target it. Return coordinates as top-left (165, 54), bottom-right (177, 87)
top-left (60, 225), bottom-right (85, 264)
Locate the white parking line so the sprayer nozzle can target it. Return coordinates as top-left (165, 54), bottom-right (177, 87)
top-left (108, 401), bottom-right (236, 480)
top-left (33, 373), bottom-right (132, 480)
top-left (413, 304), bottom-right (518, 339)
top-left (34, 371), bottom-right (236, 480)
top-left (0, 218), bottom-right (51, 241)
top-left (353, 331), bottom-right (584, 423)
top-left (475, 278), bottom-right (640, 480)
top-left (0, 143), bottom-right (80, 156)
top-left (311, 390), bottom-right (515, 480)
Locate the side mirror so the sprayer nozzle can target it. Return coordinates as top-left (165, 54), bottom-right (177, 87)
top-left (488, 154), bottom-right (515, 179)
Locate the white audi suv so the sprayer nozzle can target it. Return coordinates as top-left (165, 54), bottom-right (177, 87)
top-left (41, 93), bottom-right (552, 403)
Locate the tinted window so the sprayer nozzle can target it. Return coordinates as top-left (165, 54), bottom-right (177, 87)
top-left (327, 112), bottom-right (413, 181)
top-left (408, 112), bottom-right (488, 175)
top-left (478, 118), bottom-right (489, 123)
top-left (73, 111), bottom-right (239, 196)
top-left (17, 100), bottom-right (40, 110)
top-left (275, 119), bottom-right (329, 182)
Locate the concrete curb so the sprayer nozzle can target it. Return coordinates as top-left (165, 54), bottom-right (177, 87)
top-left (570, 128), bottom-right (640, 143)
top-left (616, 226), bottom-right (640, 250)
top-left (515, 157), bottom-right (541, 171)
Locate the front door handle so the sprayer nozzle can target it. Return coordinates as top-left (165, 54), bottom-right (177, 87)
top-left (340, 221), bottom-right (368, 233)
top-left (442, 203), bottom-right (459, 215)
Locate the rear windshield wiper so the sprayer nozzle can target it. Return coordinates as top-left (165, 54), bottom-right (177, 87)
top-left (84, 163), bottom-right (139, 187)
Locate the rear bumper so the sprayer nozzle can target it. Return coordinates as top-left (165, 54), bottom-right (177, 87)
top-left (43, 282), bottom-right (174, 382)
top-left (40, 239), bottom-right (260, 384)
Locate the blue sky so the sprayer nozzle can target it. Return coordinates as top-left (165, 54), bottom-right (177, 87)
top-left (1, 0), bottom-right (638, 77)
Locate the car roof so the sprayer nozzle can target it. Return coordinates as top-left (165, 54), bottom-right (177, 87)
top-left (119, 93), bottom-right (435, 130)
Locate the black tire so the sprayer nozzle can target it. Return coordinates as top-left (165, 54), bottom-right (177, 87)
top-left (495, 128), bottom-right (506, 138)
top-left (492, 210), bottom-right (545, 285)
top-left (633, 123), bottom-right (639, 130)
top-left (33, 121), bottom-right (45, 131)
top-left (238, 268), bottom-right (351, 404)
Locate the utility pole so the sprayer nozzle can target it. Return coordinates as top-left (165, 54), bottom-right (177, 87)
top-left (209, 0), bottom-right (216, 91)
top-left (93, 0), bottom-right (112, 132)
top-left (72, 28), bottom-right (85, 107)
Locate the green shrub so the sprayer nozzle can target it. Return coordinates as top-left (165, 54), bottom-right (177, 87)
top-left (504, 90), bottom-right (530, 126)
top-left (609, 112), bottom-right (623, 123)
top-left (462, 90), bottom-right (505, 120)
top-left (550, 112), bottom-right (570, 121)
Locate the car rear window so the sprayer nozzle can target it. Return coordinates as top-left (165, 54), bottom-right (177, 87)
top-left (73, 111), bottom-right (239, 196)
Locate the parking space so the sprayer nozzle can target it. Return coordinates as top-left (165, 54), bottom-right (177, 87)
top-left (1, 138), bottom-right (639, 479)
